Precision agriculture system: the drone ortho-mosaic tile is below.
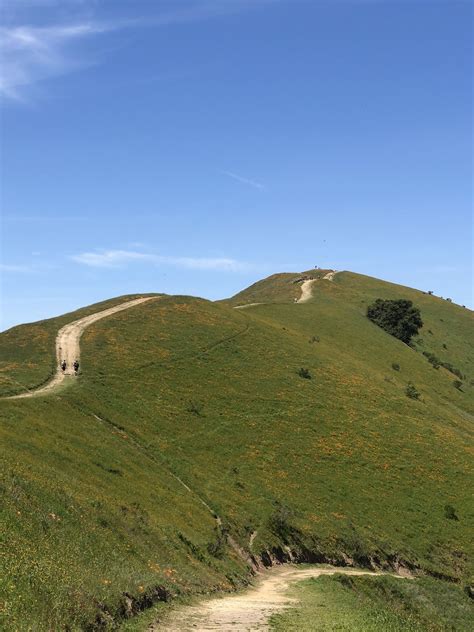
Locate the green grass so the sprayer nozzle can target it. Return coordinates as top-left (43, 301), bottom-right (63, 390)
top-left (0, 271), bottom-right (473, 629)
top-left (225, 269), bottom-right (333, 305)
top-left (0, 294), bottom-right (161, 397)
top-left (269, 575), bottom-right (474, 631)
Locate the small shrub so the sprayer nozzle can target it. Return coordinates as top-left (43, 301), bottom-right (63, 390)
top-left (440, 362), bottom-right (464, 380)
top-left (187, 400), bottom-right (203, 416)
top-left (207, 524), bottom-right (229, 559)
top-left (423, 351), bottom-right (440, 369)
top-left (178, 532), bottom-right (207, 563)
top-left (106, 467), bottom-right (122, 476)
top-left (405, 382), bottom-right (420, 400)
top-left (268, 502), bottom-right (296, 542)
top-left (367, 299), bottom-right (423, 344)
top-left (298, 367), bottom-right (312, 379)
top-left (442, 343), bottom-right (447, 349)
top-left (428, 290), bottom-right (433, 295)
top-left (309, 336), bottom-right (320, 343)
top-left (453, 380), bottom-right (463, 391)
top-left (444, 505), bottom-right (459, 521)
top-left (391, 363), bottom-right (400, 371)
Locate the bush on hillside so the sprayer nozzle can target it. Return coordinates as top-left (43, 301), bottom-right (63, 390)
top-left (423, 351), bottom-right (441, 369)
top-left (405, 382), bottom-right (421, 400)
top-left (444, 505), bottom-right (459, 521)
top-left (268, 502), bottom-right (298, 543)
top-left (367, 299), bottom-right (423, 344)
top-left (440, 362), bottom-right (464, 380)
top-left (453, 380), bottom-right (463, 391)
top-left (391, 363), bottom-right (400, 371)
top-left (422, 353), bottom-right (464, 380)
top-left (207, 524), bottom-right (228, 559)
top-left (187, 400), bottom-right (203, 416)
top-left (298, 367), bottom-right (312, 379)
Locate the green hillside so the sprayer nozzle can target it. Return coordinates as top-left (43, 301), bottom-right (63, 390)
top-left (0, 294), bottom-right (161, 397)
top-left (1, 271), bottom-right (473, 630)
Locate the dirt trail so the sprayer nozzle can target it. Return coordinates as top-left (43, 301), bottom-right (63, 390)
top-left (296, 280), bottom-right (316, 304)
top-left (7, 297), bottom-right (156, 399)
top-left (157, 564), bottom-right (405, 631)
top-left (297, 271), bottom-right (338, 304)
top-left (234, 303), bottom-right (263, 309)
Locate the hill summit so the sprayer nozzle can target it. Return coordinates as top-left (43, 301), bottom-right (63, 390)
top-left (1, 270), bottom-right (473, 630)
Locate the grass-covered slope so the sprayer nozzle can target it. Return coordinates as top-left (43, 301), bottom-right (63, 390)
top-left (270, 574), bottom-right (474, 631)
top-left (0, 294), bottom-right (161, 397)
top-left (0, 272), bottom-right (473, 629)
top-left (225, 269), bottom-right (334, 305)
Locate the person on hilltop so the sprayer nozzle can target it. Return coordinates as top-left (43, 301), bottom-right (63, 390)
top-left (73, 360), bottom-right (79, 374)
top-left (61, 360), bottom-right (67, 372)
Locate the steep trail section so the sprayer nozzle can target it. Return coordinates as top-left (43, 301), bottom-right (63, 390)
top-left (297, 270), bottom-right (338, 304)
top-left (6, 297), bottom-right (156, 399)
top-left (297, 279), bottom-right (316, 304)
top-left (158, 565), bottom-right (408, 631)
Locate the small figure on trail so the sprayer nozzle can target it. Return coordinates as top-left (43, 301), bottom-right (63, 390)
top-left (61, 360), bottom-right (67, 372)
top-left (73, 360), bottom-right (79, 375)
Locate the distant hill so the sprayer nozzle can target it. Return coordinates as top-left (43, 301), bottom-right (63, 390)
top-left (1, 271), bottom-right (473, 630)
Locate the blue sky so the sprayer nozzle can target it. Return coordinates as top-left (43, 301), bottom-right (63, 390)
top-left (1, 0), bottom-right (472, 329)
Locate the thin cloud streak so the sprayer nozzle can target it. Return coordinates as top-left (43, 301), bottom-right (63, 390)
top-left (71, 249), bottom-right (252, 272)
top-left (0, 22), bottom-right (113, 100)
top-left (1, 1), bottom-right (274, 101)
top-left (0, 263), bottom-right (33, 272)
top-left (221, 170), bottom-right (266, 190)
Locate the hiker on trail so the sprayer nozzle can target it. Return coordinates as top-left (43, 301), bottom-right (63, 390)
top-left (73, 360), bottom-right (79, 374)
top-left (61, 360), bottom-right (66, 372)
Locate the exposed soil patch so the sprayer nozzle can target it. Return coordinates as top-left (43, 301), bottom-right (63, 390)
top-left (156, 564), bottom-right (407, 631)
top-left (297, 271), bottom-right (339, 304)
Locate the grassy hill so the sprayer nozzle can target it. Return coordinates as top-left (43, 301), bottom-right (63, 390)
top-left (1, 271), bottom-right (473, 630)
top-left (0, 294), bottom-right (161, 397)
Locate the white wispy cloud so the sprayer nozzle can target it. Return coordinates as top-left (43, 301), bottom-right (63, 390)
top-left (221, 170), bottom-right (265, 190)
top-left (1, 1), bottom-right (273, 101)
top-left (71, 249), bottom-right (250, 272)
top-left (0, 22), bottom-right (113, 100)
top-left (0, 263), bottom-right (33, 272)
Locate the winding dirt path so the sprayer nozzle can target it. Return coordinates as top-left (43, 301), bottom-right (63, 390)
top-left (297, 280), bottom-right (316, 304)
top-left (297, 271), bottom-right (338, 304)
top-left (7, 297), bottom-right (156, 399)
top-left (157, 564), bottom-right (405, 631)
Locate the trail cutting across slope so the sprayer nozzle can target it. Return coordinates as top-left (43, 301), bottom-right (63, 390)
top-left (234, 303), bottom-right (263, 309)
top-left (297, 271), bottom-right (338, 304)
top-left (157, 564), bottom-right (408, 631)
top-left (7, 297), bottom-right (156, 399)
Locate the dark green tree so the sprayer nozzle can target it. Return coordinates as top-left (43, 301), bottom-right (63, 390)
top-left (367, 299), bottom-right (423, 344)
